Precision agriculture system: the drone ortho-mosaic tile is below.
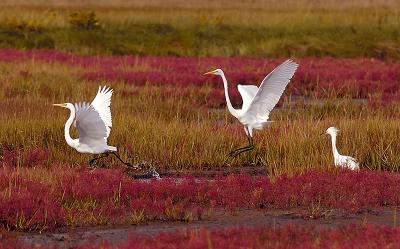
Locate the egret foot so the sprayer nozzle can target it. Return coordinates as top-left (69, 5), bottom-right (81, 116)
top-left (229, 149), bottom-right (241, 158)
top-left (228, 135), bottom-right (254, 157)
top-left (110, 152), bottom-right (138, 169)
top-left (229, 146), bottom-right (254, 157)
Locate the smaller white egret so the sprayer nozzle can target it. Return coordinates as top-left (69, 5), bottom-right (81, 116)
top-left (323, 127), bottom-right (359, 170)
top-left (53, 86), bottom-right (132, 168)
top-left (204, 59), bottom-right (299, 157)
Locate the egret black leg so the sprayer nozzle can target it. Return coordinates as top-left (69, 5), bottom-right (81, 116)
top-left (110, 152), bottom-right (137, 169)
top-left (89, 153), bottom-right (110, 168)
top-left (229, 134), bottom-right (254, 158)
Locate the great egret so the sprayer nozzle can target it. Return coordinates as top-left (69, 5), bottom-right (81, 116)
top-left (323, 127), bottom-right (359, 170)
top-left (204, 59), bottom-right (299, 157)
top-left (53, 86), bottom-right (132, 168)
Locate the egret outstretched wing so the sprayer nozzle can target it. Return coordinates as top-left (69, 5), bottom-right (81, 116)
top-left (74, 102), bottom-right (108, 147)
top-left (237, 84), bottom-right (258, 111)
top-left (245, 59), bottom-right (298, 119)
top-left (91, 86), bottom-right (113, 137)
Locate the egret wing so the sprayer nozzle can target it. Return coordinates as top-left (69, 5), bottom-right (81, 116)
top-left (91, 86), bottom-right (113, 137)
top-left (74, 102), bottom-right (108, 146)
top-left (344, 156), bottom-right (358, 165)
top-left (237, 84), bottom-right (258, 111)
top-left (246, 59), bottom-right (298, 119)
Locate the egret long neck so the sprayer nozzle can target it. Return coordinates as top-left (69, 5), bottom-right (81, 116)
top-left (64, 108), bottom-right (76, 148)
top-left (219, 72), bottom-right (237, 116)
top-left (330, 134), bottom-right (339, 158)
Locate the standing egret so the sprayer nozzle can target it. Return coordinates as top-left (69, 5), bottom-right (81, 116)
top-left (204, 59), bottom-right (299, 157)
top-left (53, 86), bottom-right (131, 168)
top-left (323, 127), bottom-right (359, 170)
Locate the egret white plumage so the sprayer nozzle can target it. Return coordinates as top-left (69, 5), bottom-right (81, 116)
top-left (204, 59), bottom-right (299, 157)
top-left (323, 127), bottom-right (359, 170)
top-left (53, 86), bottom-right (131, 168)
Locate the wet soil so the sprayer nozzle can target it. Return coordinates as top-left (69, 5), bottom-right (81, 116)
top-left (134, 165), bottom-right (268, 179)
top-left (8, 207), bottom-right (399, 248)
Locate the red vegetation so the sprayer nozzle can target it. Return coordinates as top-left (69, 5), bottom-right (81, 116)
top-left (25, 149), bottom-right (49, 167)
top-left (1, 49), bottom-right (400, 106)
top-left (1, 149), bottom-right (49, 169)
top-left (0, 177), bottom-right (63, 231)
top-left (1, 167), bottom-right (400, 231)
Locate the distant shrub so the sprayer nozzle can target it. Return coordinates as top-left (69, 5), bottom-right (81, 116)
top-left (68, 11), bottom-right (100, 30)
top-left (5, 19), bottom-right (44, 32)
top-left (5, 11), bottom-right (57, 32)
top-left (2, 17), bottom-right (55, 49)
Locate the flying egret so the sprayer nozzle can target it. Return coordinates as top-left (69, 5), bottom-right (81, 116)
top-left (53, 86), bottom-right (132, 168)
top-left (204, 59), bottom-right (299, 157)
top-left (323, 127), bottom-right (359, 170)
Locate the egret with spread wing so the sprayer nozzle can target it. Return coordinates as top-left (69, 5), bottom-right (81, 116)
top-left (204, 59), bottom-right (299, 157)
top-left (53, 86), bottom-right (131, 168)
top-left (323, 127), bottom-right (359, 170)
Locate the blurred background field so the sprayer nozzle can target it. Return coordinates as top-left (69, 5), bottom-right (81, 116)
top-left (0, 0), bottom-right (399, 57)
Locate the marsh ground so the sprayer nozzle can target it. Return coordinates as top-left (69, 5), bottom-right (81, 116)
top-left (14, 207), bottom-right (399, 248)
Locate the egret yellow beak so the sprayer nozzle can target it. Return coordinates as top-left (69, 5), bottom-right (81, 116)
top-left (53, 103), bottom-right (67, 108)
top-left (204, 70), bottom-right (217, 75)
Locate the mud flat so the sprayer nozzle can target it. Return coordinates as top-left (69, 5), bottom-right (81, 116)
top-left (13, 207), bottom-right (398, 248)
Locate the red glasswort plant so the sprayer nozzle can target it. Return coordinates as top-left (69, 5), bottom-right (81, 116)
top-left (0, 175), bottom-right (64, 231)
top-left (1, 149), bottom-right (50, 169)
top-left (25, 148), bottom-right (49, 167)
top-left (1, 49), bottom-right (400, 107)
top-left (1, 167), bottom-right (400, 231)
